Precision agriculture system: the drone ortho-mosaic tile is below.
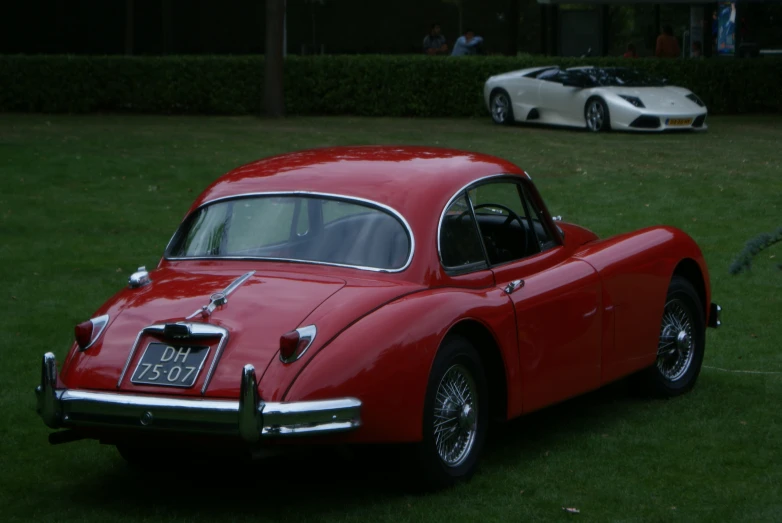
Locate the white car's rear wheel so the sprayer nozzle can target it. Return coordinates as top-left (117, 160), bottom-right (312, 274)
top-left (490, 91), bottom-right (514, 125)
top-left (585, 97), bottom-right (611, 132)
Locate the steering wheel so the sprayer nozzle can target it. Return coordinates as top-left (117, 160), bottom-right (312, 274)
top-left (471, 203), bottom-right (524, 229)
top-left (457, 203), bottom-right (529, 263)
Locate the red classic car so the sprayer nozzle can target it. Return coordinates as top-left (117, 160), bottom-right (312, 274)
top-left (36, 146), bottom-right (720, 488)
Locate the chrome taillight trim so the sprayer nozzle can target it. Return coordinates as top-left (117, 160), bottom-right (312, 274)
top-left (79, 314), bottom-right (110, 351)
top-left (279, 324), bottom-right (317, 364)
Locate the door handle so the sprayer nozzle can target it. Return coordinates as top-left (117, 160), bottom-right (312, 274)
top-left (504, 279), bottom-right (524, 294)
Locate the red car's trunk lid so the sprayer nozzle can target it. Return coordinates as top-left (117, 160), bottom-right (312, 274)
top-left (63, 267), bottom-right (346, 397)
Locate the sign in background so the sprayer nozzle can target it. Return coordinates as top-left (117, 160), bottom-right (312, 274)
top-left (717, 1), bottom-right (737, 55)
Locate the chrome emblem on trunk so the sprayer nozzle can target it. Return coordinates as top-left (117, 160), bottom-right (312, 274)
top-left (185, 271), bottom-right (255, 320)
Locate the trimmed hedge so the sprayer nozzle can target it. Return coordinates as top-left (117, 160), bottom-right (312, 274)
top-left (1, 54), bottom-right (781, 116)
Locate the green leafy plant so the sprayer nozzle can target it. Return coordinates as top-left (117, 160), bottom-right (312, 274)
top-left (729, 226), bottom-right (782, 274)
top-left (1, 54), bottom-right (780, 116)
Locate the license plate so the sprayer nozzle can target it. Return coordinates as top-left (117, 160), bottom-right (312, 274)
top-left (130, 342), bottom-right (210, 388)
top-left (666, 118), bottom-right (692, 126)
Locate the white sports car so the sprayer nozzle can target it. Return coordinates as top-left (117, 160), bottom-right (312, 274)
top-left (484, 66), bottom-right (708, 132)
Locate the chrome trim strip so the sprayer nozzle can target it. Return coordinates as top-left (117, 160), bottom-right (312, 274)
top-left (61, 389), bottom-right (240, 411)
top-left (223, 270), bottom-right (255, 296)
top-left (163, 191), bottom-right (415, 274)
top-left (261, 398), bottom-right (362, 436)
top-left (200, 329), bottom-right (230, 395)
top-left (437, 173), bottom-right (519, 272)
top-left (81, 314), bottom-right (110, 351)
top-left (37, 353), bottom-right (361, 440)
top-left (116, 330), bottom-right (145, 388)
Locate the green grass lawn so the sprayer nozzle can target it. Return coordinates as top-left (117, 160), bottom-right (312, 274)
top-left (1, 114), bottom-right (781, 522)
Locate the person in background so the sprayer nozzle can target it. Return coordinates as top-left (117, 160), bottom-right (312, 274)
top-left (423, 23), bottom-right (448, 55)
top-left (712, 11), bottom-right (718, 50)
top-left (451, 29), bottom-right (484, 56)
top-left (623, 43), bottom-right (638, 58)
top-left (655, 25), bottom-right (681, 58)
top-left (691, 40), bottom-right (703, 58)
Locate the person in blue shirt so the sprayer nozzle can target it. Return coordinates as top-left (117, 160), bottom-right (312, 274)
top-left (451, 29), bottom-right (484, 56)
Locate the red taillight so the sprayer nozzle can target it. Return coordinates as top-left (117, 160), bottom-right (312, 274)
top-left (279, 331), bottom-right (301, 361)
top-left (75, 320), bottom-right (94, 349)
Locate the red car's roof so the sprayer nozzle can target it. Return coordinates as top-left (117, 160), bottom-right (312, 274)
top-left (190, 146), bottom-right (528, 214)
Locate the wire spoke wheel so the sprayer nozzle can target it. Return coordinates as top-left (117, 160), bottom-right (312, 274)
top-left (433, 364), bottom-right (478, 467)
top-left (632, 276), bottom-right (706, 398)
top-left (656, 298), bottom-right (695, 381)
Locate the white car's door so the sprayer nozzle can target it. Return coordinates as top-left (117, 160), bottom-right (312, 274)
top-left (536, 72), bottom-right (588, 127)
top-left (498, 74), bottom-right (542, 122)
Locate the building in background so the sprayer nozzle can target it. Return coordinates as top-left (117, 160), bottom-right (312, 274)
top-left (1, 0), bottom-right (780, 57)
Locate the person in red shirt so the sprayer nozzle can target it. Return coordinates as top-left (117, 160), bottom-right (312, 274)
top-left (656, 25), bottom-right (681, 58)
top-left (623, 43), bottom-right (638, 58)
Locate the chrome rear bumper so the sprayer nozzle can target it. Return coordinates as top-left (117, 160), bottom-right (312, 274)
top-left (35, 352), bottom-right (361, 442)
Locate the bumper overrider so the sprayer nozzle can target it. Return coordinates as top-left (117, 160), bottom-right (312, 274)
top-left (35, 352), bottom-right (361, 443)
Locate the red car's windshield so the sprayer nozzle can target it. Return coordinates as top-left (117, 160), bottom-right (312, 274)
top-left (165, 194), bottom-right (412, 271)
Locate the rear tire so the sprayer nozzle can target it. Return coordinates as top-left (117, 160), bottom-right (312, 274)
top-left (490, 90), bottom-right (515, 126)
top-left (407, 335), bottom-right (488, 490)
top-left (585, 97), bottom-right (611, 132)
top-left (634, 276), bottom-right (705, 397)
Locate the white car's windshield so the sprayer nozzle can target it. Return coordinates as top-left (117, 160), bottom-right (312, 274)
top-left (166, 195), bottom-right (412, 271)
top-left (581, 67), bottom-right (667, 87)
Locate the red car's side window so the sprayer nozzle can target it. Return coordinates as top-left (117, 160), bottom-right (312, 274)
top-left (439, 194), bottom-right (487, 271)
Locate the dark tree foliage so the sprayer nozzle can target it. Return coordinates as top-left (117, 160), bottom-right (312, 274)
top-left (729, 226), bottom-right (782, 275)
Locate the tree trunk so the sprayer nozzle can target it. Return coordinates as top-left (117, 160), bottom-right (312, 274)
top-left (264, 0), bottom-right (285, 117)
top-left (506, 0), bottom-right (519, 56)
top-left (125, 0), bottom-right (134, 55)
top-left (161, 0), bottom-right (173, 54)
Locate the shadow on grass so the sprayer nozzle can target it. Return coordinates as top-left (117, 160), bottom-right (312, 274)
top-left (62, 378), bottom-right (643, 518)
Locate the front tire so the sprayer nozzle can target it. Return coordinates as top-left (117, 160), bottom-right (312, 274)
top-left (490, 90), bottom-right (515, 125)
top-left (635, 276), bottom-right (706, 397)
top-left (409, 335), bottom-right (488, 490)
top-left (585, 97), bottom-right (611, 132)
